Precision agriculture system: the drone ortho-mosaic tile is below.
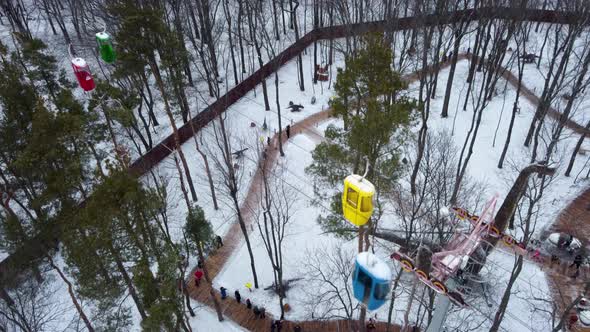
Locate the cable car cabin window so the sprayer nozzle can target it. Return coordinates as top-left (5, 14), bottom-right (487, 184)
top-left (374, 282), bottom-right (389, 300)
top-left (357, 268), bottom-right (372, 289)
top-left (347, 188), bottom-right (359, 207)
top-left (360, 196), bottom-right (372, 213)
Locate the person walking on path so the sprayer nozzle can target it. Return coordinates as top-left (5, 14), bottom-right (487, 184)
top-left (267, 137), bottom-right (271, 147)
top-left (551, 254), bottom-right (560, 268)
top-left (220, 287), bottom-right (228, 299)
top-left (286, 125), bottom-right (291, 139)
top-left (571, 254), bottom-right (583, 270)
top-left (194, 269), bottom-right (204, 287)
top-left (260, 307), bottom-right (266, 318)
top-left (253, 306), bottom-right (261, 318)
top-left (246, 298), bottom-right (252, 309)
top-left (235, 290), bottom-right (241, 303)
top-left (216, 235), bottom-right (223, 248)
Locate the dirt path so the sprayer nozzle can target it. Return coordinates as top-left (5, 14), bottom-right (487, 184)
top-left (542, 187), bottom-right (590, 331)
top-left (186, 54), bottom-right (590, 331)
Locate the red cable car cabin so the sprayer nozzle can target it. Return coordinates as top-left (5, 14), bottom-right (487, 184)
top-left (71, 57), bottom-right (95, 92)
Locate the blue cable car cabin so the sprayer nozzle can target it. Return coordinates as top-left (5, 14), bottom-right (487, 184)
top-left (353, 252), bottom-right (392, 311)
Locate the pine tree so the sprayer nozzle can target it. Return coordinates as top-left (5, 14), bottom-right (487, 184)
top-left (141, 247), bottom-right (191, 332)
top-left (306, 33), bottom-right (416, 235)
top-left (62, 168), bottom-right (169, 327)
top-left (184, 205), bottom-right (214, 251)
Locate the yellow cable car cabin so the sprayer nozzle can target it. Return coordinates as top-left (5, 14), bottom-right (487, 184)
top-left (342, 174), bottom-right (375, 226)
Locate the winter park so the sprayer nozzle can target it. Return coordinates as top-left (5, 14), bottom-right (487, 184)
top-left (2, 1), bottom-right (590, 331)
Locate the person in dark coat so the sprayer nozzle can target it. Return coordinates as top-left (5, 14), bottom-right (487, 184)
top-left (216, 235), bottom-right (223, 248)
top-left (551, 254), bottom-right (560, 268)
top-left (253, 306), bottom-right (261, 318)
top-left (275, 319), bottom-right (283, 331)
top-left (220, 287), bottom-right (227, 299)
top-left (235, 290), bottom-right (241, 303)
top-left (260, 307), bottom-right (266, 318)
top-left (286, 125), bottom-right (291, 139)
top-left (271, 321), bottom-right (276, 332)
top-left (246, 298), bottom-right (252, 309)
top-left (571, 254), bottom-right (584, 270)
top-left (294, 325), bottom-right (302, 332)
top-left (197, 259), bottom-right (204, 269)
top-left (564, 234), bottom-right (574, 248)
top-left (267, 137), bottom-right (271, 147)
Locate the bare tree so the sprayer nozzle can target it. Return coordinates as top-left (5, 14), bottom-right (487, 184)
top-left (451, 18), bottom-right (518, 204)
top-left (565, 120), bottom-right (590, 177)
top-left (489, 162), bottom-right (553, 332)
top-left (525, 21), bottom-right (585, 155)
top-left (498, 20), bottom-right (531, 169)
top-left (207, 113), bottom-right (259, 288)
top-left (542, 33), bottom-right (590, 164)
top-left (0, 277), bottom-right (72, 332)
top-left (252, 142), bottom-right (297, 319)
top-left (302, 245), bottom-right (359, 321)
top-left (46, 255), bottom-right (94, 332)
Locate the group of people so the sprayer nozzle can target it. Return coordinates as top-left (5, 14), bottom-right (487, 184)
top-left (217, 285), bottom-right (305, 331)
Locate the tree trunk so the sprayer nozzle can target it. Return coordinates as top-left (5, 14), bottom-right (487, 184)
top-left (274, 72), bottom-right (285, 156)
top-left (489, 256), bottom-right (523, 332)
top-left (223, 0), bottom-right (239, 86)
top-left (499, 51), bottom-right (525, 169)
top-left (247, 2), bottom-right (270, 110)
top-left (218, 115), bottom-right (259, 288)
top-left (188, 106), bottom-right (219, 210)
top-left (565, 120), bottom-right (590, 177)
top-left (525, 25), bottom-right (578, 148)
top-left (441, 30), bottom-right (462, 118)
top-left (173, 152), bottom-right (192, 211)
top-left (196, 242), bottom-right (224, 321)
top-left (149, 58), bottom-right (198, 202)
top-left (47, 255), bottom-right (95, 331)
top-left (110, 246), bottom-right (147, 319)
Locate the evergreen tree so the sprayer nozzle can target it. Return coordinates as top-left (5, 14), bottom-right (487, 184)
top-left (184, 205), bottom-right (214, 252)
top-left (0, 42), bottom-right (104, 252)
top-left (306, 33), bottom-right (416, 236)
top-left (141, 247), bottom-right (190, 332)
top-left (62, 168), bottom-right (168, 327)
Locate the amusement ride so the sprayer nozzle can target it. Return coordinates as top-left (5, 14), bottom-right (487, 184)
top-left (343, 166), bottom-right (535, 312)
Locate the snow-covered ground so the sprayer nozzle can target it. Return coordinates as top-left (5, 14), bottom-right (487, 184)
top-left (212, 56), bottom-right (588, 330)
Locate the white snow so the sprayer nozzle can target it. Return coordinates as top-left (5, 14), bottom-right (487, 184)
top-left (357, 252), bottom-right (392, 281)
top-left (346, 174), bottom-right (376, 193)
